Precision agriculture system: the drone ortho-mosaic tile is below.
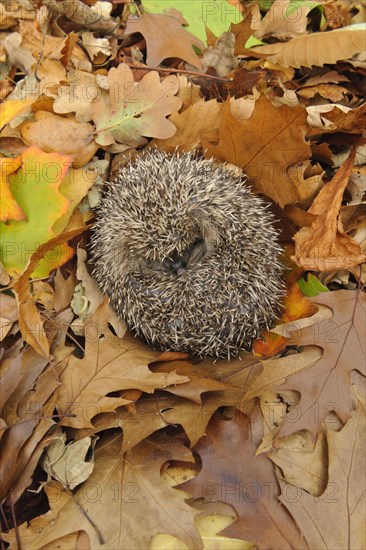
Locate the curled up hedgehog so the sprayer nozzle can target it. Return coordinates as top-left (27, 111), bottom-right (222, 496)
top-left (90, 149), bottom-right (284, 359)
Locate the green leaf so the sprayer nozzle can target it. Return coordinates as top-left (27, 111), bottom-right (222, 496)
top-left (297, 273), bottom-right (329, 297)
top-left (142, 0), bottom-right (242, 43)
top-left (0, 147), bottom-right (72, 276)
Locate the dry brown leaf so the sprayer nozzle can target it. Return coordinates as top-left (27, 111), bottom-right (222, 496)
top-left (71, 386), bottom-right (245, 452)
top-left (0, 293), bottom-right (18, 341)
top-left (181, 411), bottom-right (307, 549)
top-left (151, 361), bottom-right (235, 403)
top-left (292, 147), bottom-right (366, 271)
top-left (252, 27), bottom-right (366, 68)
top-left (53, 70), bottom-right (107, 123)
top-left (153, 98), bottom-right (222, 152)
top-left (297, 83), bottom-right (348, 102)
top-left (203, 95), bottom-right (312, 207)
top-left (17, 20), bottom-right (89, 68)
top-left (0, 344), bottom-right (58, 502)
top-left (124, 11), bottom-right (204, 68)
top-left (4, 433), bottom-right (203, 549)
top-left (41, 433), bottom-right (96, 490)
top-left (70, 247), bottom-right (126, 338)
top-left (278, 290), bottom-right (366, 439)
top-left (267, 430), bottom-right (328, 496)
top-left (322, 103), bottom-right (366, 133)
top-left (2, 31), bottom-right (36, 71)
top-left (13, 227), bottom-right (85, 358)
top-left (55, 301), bottom-right (189, 429)
top-left (254, 0), bottom-right (313, 40)
top-left (279, 403), bottom-right (366, 550)
top-left (20, 111), bottom-right (98, 168)
top-left (231, 5), bottom-right (261, 56)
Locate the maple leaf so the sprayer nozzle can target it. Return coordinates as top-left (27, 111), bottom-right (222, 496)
top-left (124, 10), bottom-right (204, 68)
top-left (3, 433), bottom-right (203, 549)
top-left (279, 403), bottom-right (366, 550)
top-left (292, 147), bottom-right (366, 271)
top-left (278, 290), bottom-right (366, 439)
top-left (180, 410), bottom-right (307, 549)
top-left (203, 95), bottom-right (312, 207)
top-left (93, 64), bottom-right (182, 148)
top-left (55, 301), bottom-right (189, 429)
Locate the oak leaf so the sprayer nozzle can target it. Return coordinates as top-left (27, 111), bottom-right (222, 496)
top-left (153, 98), bottom-right (222, 152)
top-left (55, 301), bottom-right (189, 429)
top-left (279, 403), bottom-right (366, 550)
top-left (4, 433), bottom-right (203, 549)
top-left (203, 95), bottom-right (312, 207)
top-left (93, 64), bottom-right (182, 148)
top-left (292, 148), bottom-right (366, 271)
top-left (180, 410), bottom-right (307, 549)
top-left (278, 290), bottom-right (366, 438)
top-left (20, 111), bottom-right (98, 168)
top-left (70, 387), bottom-right (244, 452)
top-left (0, 345), bottom-right (58, 503)
top-left (124, 11), bottom-right (204, 68)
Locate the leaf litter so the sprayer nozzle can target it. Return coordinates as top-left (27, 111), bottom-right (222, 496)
top-left (0, 0), bottom-right (365, 548)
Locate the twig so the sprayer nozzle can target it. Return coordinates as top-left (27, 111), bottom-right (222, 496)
top-left (124, 63), bottom-right (232, 82)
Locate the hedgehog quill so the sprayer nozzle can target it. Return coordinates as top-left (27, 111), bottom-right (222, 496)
top-left (90, 149), bottom-right (284, 359)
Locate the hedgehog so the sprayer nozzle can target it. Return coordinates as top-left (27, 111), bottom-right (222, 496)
top-left (90, 149), bottom-right (284, 359)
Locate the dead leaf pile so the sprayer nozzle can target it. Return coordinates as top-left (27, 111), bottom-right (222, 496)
top-left (0, 0), bottom-right (365, 548)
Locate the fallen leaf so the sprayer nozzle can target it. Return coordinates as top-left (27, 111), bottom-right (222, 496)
top-left (279, 403), bottom-right (366, 550)
top-left (292, 148), bottom-right (366, 271)
top-left (0, 155), bottom-right (25, 222)
top-left (151, 361), bottom-right (234, 403)
top-left (143, 0), bottom-right (242, 44)
top-left (0, 293), bottom-right (18, 341)
top-left (4, 432), bottom-right (203, 549)
top-left (268, 430), bottom-right (328, 496)
top-left (0, 147), bottom-right (73, 277)
top-left (297, 273), bottom-right (329, 297)
top-left (53, 70), bottom-right (107, 123)
top-left (321, 102), bottom-right (366, 134)
top-left (180, 411), bottom-right (307, 549)
top-left (2, 31), bottom-right (36, 71)
top-left (93, 64), bottom-right (182, 148)
top-left (124, 10), bottom-right (204, 68)
top-left (0, 98), bottom-right (34, 129)
top-left (41, 433), bottom-right (97, 490)
top-left (252, 25), bottom-right (366, 68)
top-left (20, 111), bottom-right (98, 168)
top-left (203, 95), bottom-right (312, 207)
top-left (254, 0), bottom-right (318, 40)
top-left (55, 301), bottom-right (189, 429)
top-left (17, 20), bottom-right (89, 68)
top-left (13, 227), bottom-right (85, 356)
top-left (153, 98), bottom-right (222, 152)
top-left (278, 290), bottom-right (366, 438)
